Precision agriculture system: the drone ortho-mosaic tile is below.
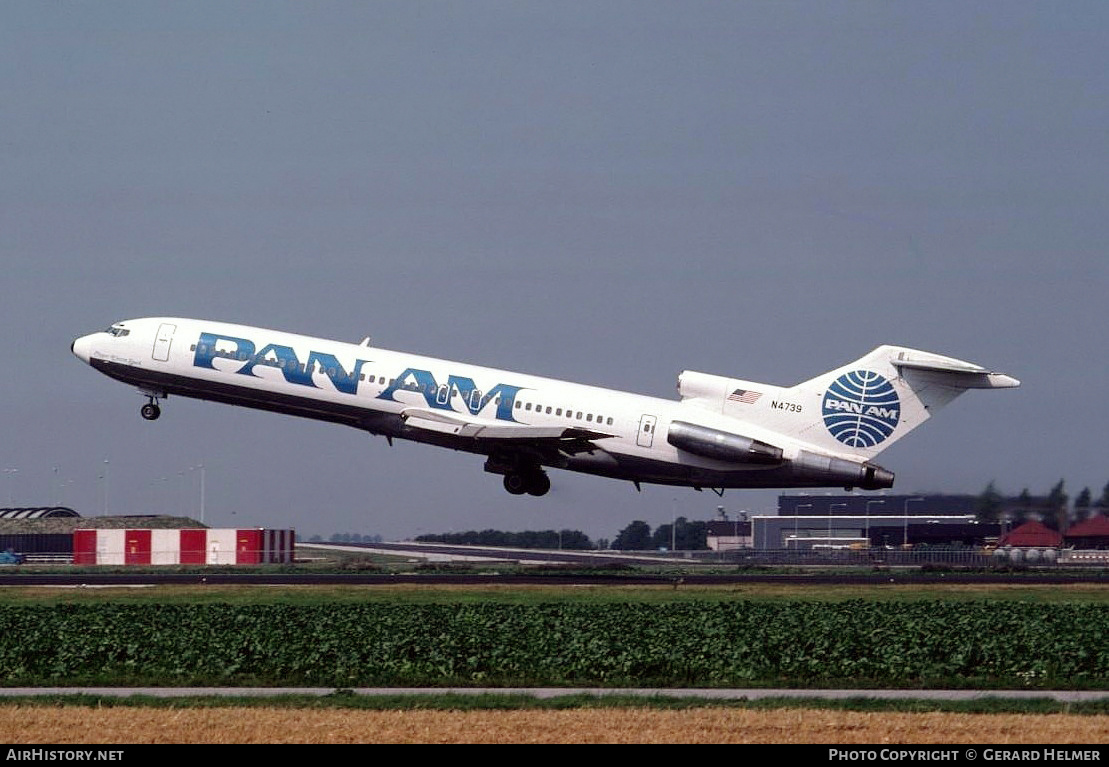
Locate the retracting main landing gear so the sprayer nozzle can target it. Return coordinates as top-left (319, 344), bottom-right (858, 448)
top-left (502, 469), bottom-right (551, 497)
top-left (485, 453), bottom-right (553, 497)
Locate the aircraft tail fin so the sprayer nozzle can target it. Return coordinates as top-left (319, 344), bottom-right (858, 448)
top-left (777, 345), bottom-right (1019, 460)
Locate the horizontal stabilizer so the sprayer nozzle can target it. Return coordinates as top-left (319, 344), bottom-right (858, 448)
top-left (891, 351), bottom-right (1020, 389)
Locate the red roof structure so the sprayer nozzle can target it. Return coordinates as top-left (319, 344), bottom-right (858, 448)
top-left (1064, 515), bottom-right (1109, 548)
top-left (998, 520), bottom-right (1064, 548)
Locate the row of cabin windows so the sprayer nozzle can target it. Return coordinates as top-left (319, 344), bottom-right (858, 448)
top-left (191, 344), bottom-right (613, 425)
top-left (516, 400), bottom-right (614, 426)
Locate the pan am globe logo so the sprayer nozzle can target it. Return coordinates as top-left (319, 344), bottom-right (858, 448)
top-left (822, 370), bottom-right (900, 448)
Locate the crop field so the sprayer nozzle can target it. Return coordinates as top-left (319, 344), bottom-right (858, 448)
top-left (1, 580), bottom-right (1107, 743)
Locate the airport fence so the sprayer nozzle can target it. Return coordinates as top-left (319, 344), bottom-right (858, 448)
top-left (685, 546), bottom-right (1105, 568)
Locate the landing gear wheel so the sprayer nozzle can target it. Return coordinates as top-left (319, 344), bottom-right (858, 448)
top-left (525, 472), bottom-right (551, 497)
top-left (503, 469), bottom-right (551, 497)
top-left (503, 473), bottom-right (529, 495)
top-left (140, 402), bottom-right (161, 421)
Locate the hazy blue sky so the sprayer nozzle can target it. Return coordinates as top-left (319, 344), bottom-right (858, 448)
top-left (3, 2), bottom-right (1106, 542)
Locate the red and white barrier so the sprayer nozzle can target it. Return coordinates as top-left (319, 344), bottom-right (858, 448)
top-left (73, 528), bottom-right (295, 565)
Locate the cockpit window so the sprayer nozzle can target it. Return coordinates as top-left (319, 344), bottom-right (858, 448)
top-left (105, 326), bottom-right (130, 337)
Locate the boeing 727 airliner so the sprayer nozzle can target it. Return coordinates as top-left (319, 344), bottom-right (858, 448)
top-left (71, 318), bottom-right (1019, 497)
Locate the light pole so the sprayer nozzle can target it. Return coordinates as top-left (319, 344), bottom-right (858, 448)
top-left (830, 503), bottom-right (847, 542)
top-left (671, 497), bottom-right (677, 552)
top-left (866, 500), bottom-right (885, 545)
top-left (101, 460), bottom-right (109, 515)
top-left (904, 497), bottom-right (924, 547)
top-left (794, 503), bottom-right (812, 549)
top-left (3, 468), bottom-right (17, 506)
top-left (193, 464), bottom-right (206, 524)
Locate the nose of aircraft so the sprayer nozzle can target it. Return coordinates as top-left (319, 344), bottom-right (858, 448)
top-left (71, 334), bottom-right (94, 364)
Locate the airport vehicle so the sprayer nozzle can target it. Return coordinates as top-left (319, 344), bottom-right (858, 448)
top-left (71, 318), bottom-right (1018, 497)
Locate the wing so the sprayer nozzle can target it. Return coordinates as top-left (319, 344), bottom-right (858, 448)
top-left (400, 408), bottom-right (614, 456)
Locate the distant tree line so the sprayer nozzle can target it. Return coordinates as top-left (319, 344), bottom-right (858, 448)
top-left (976, 479), bottom-right (1109, 531)
top-left (610, 516), bottom-right (708, 551)
top-left (313, 518), bottom-right (710, 552)
top-left (412, 521), bottom-right (710, 551)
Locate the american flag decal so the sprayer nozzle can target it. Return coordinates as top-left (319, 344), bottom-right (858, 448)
top-left (727, 388), bottom-right (762, 404)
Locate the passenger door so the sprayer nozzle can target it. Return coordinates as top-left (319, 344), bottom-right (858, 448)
top-left (637, 414), bottom-right (657, 448)
top-left (152, 322), bottom-right (177, 362)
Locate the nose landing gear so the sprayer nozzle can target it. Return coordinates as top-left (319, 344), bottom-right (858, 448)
top-left (139, 392), bottom-right (164, 421)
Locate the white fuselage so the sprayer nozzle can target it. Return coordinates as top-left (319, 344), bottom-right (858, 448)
top-left (71, 317), bottom-right (913, 496)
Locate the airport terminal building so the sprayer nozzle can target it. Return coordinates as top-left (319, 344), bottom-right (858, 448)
top-left (739, 494), bottom-right (1002, 551)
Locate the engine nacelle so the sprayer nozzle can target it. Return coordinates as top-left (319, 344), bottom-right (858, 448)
top-left (667, 421), bottom-right (783, 465)
top-left (676, 371), bottom-right (734, 403)
top-left (791, 449), bottom-right (895, 490)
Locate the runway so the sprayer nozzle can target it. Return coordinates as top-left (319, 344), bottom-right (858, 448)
top-left (1, 570), bottom-right (1105, 586)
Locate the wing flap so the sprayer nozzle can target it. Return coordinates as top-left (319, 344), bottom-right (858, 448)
top-left (400, 408), bottom-right (614, 453)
